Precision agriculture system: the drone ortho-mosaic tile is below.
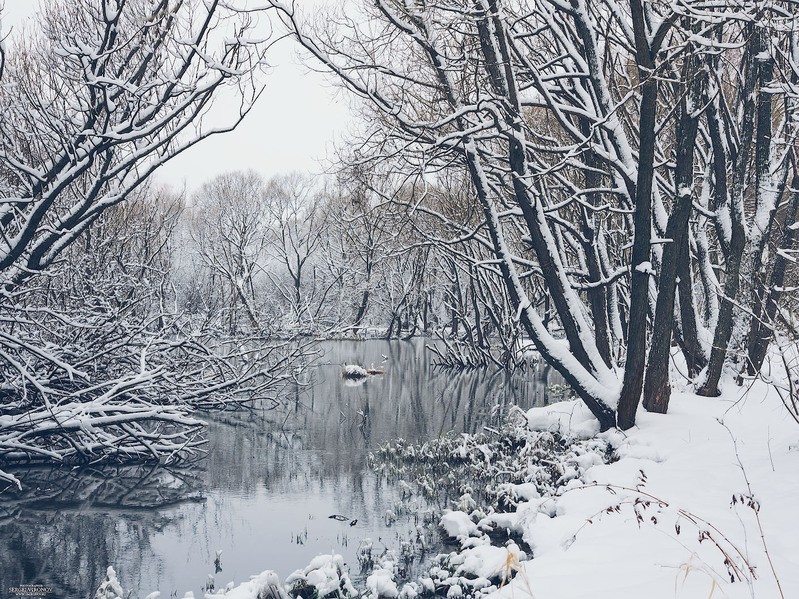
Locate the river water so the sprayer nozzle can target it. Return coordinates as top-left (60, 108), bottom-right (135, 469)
top-left (0, 339), bottom-right (559, 598)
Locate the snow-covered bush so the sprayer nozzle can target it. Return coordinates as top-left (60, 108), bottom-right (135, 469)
top-left (286, 554), bottom-right (357, 599)
top-left (368, 415), bottom-right (611, 597)
top-left (93, 567), bottom-right (124, 599)
top-left (371, 421), bottom-right (612, 514)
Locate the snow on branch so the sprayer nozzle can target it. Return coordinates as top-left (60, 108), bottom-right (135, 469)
top-left (0, 1), bottom-right (288, 487)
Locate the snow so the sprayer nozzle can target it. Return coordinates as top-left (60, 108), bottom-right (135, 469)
top-left (451, 543), bottom-right (526, 581)
top-left (440, 510), bottom-right (480, 539)
top-left (634, 261), bottom-right (654, 275)
top-left (342, 364), bottom-right (369, 378)
top-left (445, 584), bottom-right (462, 598)
top-left (174, 374), bottom-right (797, 599)
top-left (366, 567), bottom-right (399, 598)
top-left (94, 567), bottom-right (124, 599)
top-left (478, 511), bottom-right (523, 535)
top-left (419, 577), bottom-right (435, 593)
top-left (525, 399), bottom-right (600, 438)
top-left (776, 248), bottom-right (797, 263)
top-left (285, 554), bottom-right (357, 598)
top-left (498, 482), bottom-right (540, 502)
top-left (491, 382), bottom-right (799, 599)
top-left (205, 570), bottom-right (290, 599)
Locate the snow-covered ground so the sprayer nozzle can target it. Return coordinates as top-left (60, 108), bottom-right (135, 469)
top-left (513, 380), bottom-right (798, 599)
top-left (98, 378), bottom-right (798, 599)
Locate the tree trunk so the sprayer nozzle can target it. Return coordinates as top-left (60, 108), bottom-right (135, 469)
top-left (676, 234), bottom-right (707, 376)
top-left (699, 25), bottom-right (761, 397)
top-left (739, 44), bottom-right (792, 376)
top-left (353, 289), bottom-right (370, 330)
top-left (469, 271), bottom-right (486, 350)
top-left (579, 118), bottom-right (613, 369)
top-left (643, 52), bottom-right (702, 413)
top-left (733, 27), bottom-right (784, 371)
top-left (618, 0), bottom-right (656, 429)
top-left (746, 171), bottom-right (799, 374)
top-left (479, 0), bottom-right (602, 375)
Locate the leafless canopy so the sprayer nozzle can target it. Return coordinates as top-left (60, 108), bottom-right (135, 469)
top-left (271, 0), bottom-right (799, 430)
top-left (0, 0), bottom-right (293, 489)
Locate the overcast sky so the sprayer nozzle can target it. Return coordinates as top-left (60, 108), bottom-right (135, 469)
top-left (157, 39), bottom-right (351, 192)
top-left (2, 1), bottom-right (351, 193)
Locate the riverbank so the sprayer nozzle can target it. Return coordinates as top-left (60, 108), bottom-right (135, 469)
top-left (505, 380), bottom-right (798, 598)
top-left (95, 377), bottom-right (798, 599)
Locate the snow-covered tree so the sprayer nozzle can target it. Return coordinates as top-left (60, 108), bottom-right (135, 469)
top-left (0, 0), bottom-right (281, 487)
top-left (263, 172), bottom-right (332, 330)
top-left (270, 0), bottom-right (799, 430)
top-left (189, 170), bottom-right (271, 333)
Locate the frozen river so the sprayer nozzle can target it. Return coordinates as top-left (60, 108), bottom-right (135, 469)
top-left (0, 339), bottom-right (560, 598)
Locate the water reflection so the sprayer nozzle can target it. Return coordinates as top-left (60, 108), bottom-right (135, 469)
top-left (0, 465), bottom-right (203, 598)
top-left (0, 340), bottom-right (558, 598)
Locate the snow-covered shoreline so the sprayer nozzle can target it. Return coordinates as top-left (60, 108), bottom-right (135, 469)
top-left (507, 381), bottom-right (798, 598)
top-left (97, 379), bottom-right (798, 599)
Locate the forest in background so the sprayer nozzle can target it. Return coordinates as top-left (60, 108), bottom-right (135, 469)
top-left (1, 0), bottom-right (799, 488)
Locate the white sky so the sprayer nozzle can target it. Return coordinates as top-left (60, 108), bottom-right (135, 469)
top-left (1, 1), bottom-right (352, 193)
top-left (157, 39), bottom-right (351, 192)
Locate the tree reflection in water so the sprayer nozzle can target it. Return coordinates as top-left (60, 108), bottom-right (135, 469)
top-left (0, 340), bottom-right (558, 597)
top-left (0, 464), bottom-right (204, 598)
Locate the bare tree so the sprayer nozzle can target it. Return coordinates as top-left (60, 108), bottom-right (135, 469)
top-left (264, 172), bottom-right (331, 330)
top-left (327, 172), bottom-right (395, 333)
top-left (0, 0), bottom-right (270, 294)
top-left (270, 0), bottom-right (799, 431)
top-left (0, 0), bottom-right (280, 488)
top-left (696, 17), bottom-right (797, 397)
top-left (324, 167), bottom-right (442, 337)
top-left (189, 170), bottom-right (270, 333)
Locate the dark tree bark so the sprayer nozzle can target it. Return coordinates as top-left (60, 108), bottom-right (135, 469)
top-left (699, 25), bottom-right (761, 396)
top-left (643, 52), bottom-right (703, 413)
top-left (746, 170), bottom-right (799, 374)
top-left (579, 119), bottom-right (613, 369)
top-left (477, 0), bottom-right (597, 374)
top-left (743, 46), bottom-right (796, 376)
top-left (618, 0), bottom-right (656, 430)
top-left (469, 269), bottom-right (486, 350)
top-left (676, 234), bottom-right (707, 376)
top-left (353, 289), bottom-right (371, 329)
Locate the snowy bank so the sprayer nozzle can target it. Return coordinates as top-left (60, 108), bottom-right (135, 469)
top-left (100, 381), bottom-right (797, 599)
top-left (286, 553), bottom-right (357, 598)
top-left (496, 382), bottom-right (799, 599)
